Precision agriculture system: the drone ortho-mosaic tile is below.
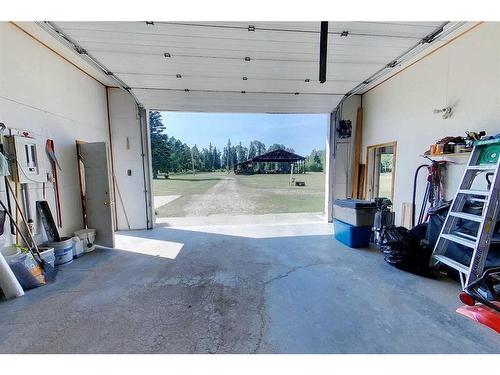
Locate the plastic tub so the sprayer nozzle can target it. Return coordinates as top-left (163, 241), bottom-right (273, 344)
top-left (333, 219), bottom-right (372, 248)
top-left (1, 245), bottom-right (24, 264)
top-left (46, 237), bottom-right (73, 267)
top-left (74, 229), bottom-right (96, 252)
top-left (333, 199), bottom-right (377, 226)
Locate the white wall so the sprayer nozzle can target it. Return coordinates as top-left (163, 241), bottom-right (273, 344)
top-left (108, 88), bottom-right (151, 230)
top-left (0, 22), bottom-right (110, 244)
top-left (361, 22), bottom-right (500, 225)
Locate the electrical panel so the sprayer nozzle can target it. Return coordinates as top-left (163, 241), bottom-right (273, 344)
top-left (6, 135), bottom-right (48, 184)
top-left (338, 120), bottom-right (352, 139)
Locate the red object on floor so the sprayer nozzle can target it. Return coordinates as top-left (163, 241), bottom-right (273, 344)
top-left (457, 303), bottom-right (500, 334)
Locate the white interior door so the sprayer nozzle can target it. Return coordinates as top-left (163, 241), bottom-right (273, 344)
top-left (79, 142), bottom-right (115, 248)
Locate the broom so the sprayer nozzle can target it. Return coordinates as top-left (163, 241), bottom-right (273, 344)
top-left (0, 149), bottom-right (57, 282)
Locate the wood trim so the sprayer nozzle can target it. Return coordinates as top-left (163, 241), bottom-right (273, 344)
top-left (363, 22), bottom-right (484, 95)
top-left (106, 88), bottom-right (118, 230)
top-left (9, 22), bottom-right (108, 87)
top-left (351, 106), bottom-right (363, 198)
top-left (75, 140), bottom-right (87, 228)
top-left (364, 141), bottom-right (397, 201)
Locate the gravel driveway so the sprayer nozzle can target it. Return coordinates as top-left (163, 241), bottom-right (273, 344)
top-left (182, 176), bottom-right (257, 216)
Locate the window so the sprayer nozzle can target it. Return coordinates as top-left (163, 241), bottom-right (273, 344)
top-left (365, 142), bottom-right (396, 201)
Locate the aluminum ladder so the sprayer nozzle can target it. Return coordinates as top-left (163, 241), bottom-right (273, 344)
top-left (430, 139), bottom-right (500, 289)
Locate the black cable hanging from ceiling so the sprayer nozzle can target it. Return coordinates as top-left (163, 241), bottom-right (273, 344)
top-left (319, 21), bottom-right (328, 84)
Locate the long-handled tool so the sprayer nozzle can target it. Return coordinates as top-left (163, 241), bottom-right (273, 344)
top-left (46, 139), bottom-right (62, 228)
top-left (0, 123), bottom-right (15, 235)
top-left (2, 182), bottom-right (57, 281)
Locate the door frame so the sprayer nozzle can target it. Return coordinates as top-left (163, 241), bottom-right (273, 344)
top-left (364, 141), bottom-right (397, 201)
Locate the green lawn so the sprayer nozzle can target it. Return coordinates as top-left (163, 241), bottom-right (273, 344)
top-left (153, 172), bottom-right (225, 196)
top-left (153, 171), bottom-right (325, 217)
top-left (153, 172), bottom-right (225, 217)
top-left (236, 172), bottom-right (325, 214)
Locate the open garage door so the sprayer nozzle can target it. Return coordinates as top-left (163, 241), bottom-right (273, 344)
top-left (33, 21), bottom-right (472, 227)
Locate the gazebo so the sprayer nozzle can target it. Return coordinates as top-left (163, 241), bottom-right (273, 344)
top-left (235, 149), bottom-right (306, 175)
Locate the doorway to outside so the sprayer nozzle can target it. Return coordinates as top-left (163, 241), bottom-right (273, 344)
top-left (149, 111), bottom-right (328, 225)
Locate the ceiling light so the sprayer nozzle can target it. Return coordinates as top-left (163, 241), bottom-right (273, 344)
top-left (176, 74), bottom-right (182, 78)
top-left (340, 30), bottom-right (349, 37)
top-left (241, 90), bottom-right (246, 94)
top-left (244, 57), bottom-right (251, 62)
top-left (164, 52), bottom-right (171, 58)
top-left (422, 27), bottom-right (444, 43)
top-left (386, 60), bottom-right (398, 68)
top-left (248, 25), bottom-right (255, 32)
top-left (294, 92), bottom-right (299, 95)
top-left (184, 89), bottom-right (190, 92)
top-left (75, 46), bottom-right (87, 55)
top-left (146, 21), bottom-right (154, 26)
top-left (242, 76), bottom-right (248, 80)
top-left (305, 78), bottom-right (310, 82)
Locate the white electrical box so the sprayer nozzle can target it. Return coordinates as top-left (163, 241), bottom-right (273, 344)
top-left (7, 135), bottom-right (48, 184)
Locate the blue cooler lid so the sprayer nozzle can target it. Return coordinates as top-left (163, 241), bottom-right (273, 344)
top-left (333, 199), bottom-right (377, 209)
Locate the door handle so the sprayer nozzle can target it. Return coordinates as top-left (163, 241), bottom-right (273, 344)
top-left (104, 201), bottom-right (113, 206)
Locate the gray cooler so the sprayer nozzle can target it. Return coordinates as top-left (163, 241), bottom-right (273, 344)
top-left (333, 199), bottom-right (377, 226)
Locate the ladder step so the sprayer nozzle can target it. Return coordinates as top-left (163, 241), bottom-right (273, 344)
top-left (468, 198), bottom-right (487, 203)
top-left (467, 165), bottom-right (496, 170)
top-left (433, 254), bottom-right (470, 274)
top-left (458, 189), bottom-right (490, 196)
top-left (453, 231), bottom-right (477, 241)
top-left (441, 233), bottom-right (477, 248)
top-left (449, 212), bottom-right (483, 222)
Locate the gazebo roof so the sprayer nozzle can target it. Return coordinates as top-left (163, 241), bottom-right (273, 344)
top-left (237, 149), bottom-right (305, 166)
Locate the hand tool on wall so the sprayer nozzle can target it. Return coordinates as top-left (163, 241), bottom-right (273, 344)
top-left (36, 200), bottom-right (60, 242)
top-left (46, 139), bottom-right (62, 228)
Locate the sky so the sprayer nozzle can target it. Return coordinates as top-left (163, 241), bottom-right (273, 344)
top-left (159, 112), bottom-right (328, 156)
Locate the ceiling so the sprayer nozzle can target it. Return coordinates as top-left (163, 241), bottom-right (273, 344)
top-left (50, 21), bottom-right (450, 113)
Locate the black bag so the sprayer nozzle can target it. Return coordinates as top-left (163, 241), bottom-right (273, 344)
top-left (380, 225), bottom-right (433, 276)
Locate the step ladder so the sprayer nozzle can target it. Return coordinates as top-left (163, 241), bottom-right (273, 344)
top-left (431, 139), bottom-right (500, 289)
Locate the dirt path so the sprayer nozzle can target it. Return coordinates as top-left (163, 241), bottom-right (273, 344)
top-left (182, 176), bottom-right (257, 216)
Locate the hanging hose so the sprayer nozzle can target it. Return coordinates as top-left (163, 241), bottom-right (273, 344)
top-left (412, 164), bottom-right (430, 228)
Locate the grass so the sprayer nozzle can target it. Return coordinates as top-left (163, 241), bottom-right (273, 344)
top-left (153, 171), bottom-right (325, 217)
top-left (153, 172), bottom-right (225, 196)
top-left (236, 172), bottom-right (325, 214)
top-left (153, 172), bottom-right (225, 217)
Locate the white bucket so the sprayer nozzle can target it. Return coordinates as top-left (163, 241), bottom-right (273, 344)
top-left (1, 245), bottom-right (24, 264)
top-left (46, 237), bottom-right (73, 267)
top-left (74, 229), bottom-right (96, 252)
top-left (39, 247), bottom-right (55, 268)
top-left (72, 237), bottom-right (84, 258)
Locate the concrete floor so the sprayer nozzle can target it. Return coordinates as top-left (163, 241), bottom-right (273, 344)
top-left (1, 213), bottom-right (499, 353)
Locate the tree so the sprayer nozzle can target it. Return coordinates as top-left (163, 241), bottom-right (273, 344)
top-left (249, 140), bottom-right (266, 157)
top-left (305, 149), bottom-right (325, 172)
top-left (149, 111), bottom-right (170, 178)
top-left (235, 141), bottom-right (248, 164)
top-left (226, 139), bottom-right (232, 170)
top-left (248, 142), bottom-right (257, 159)
top-left (212, 146), bottom-right (221, 170)
top-left (191, 144), bottom-right (201, 172)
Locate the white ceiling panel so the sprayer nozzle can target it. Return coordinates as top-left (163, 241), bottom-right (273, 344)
top-left (48, 21), bottom-right (450, 113)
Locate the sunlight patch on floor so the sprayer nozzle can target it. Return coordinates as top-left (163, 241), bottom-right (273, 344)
top-left (115, 233), bottom-right (183, 259)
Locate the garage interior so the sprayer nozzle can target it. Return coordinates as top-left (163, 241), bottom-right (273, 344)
top-left (0, 20), bottom-right (500, 353)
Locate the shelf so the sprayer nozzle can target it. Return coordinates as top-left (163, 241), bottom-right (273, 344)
top-left (420, 152), bottom-right (472, 161)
